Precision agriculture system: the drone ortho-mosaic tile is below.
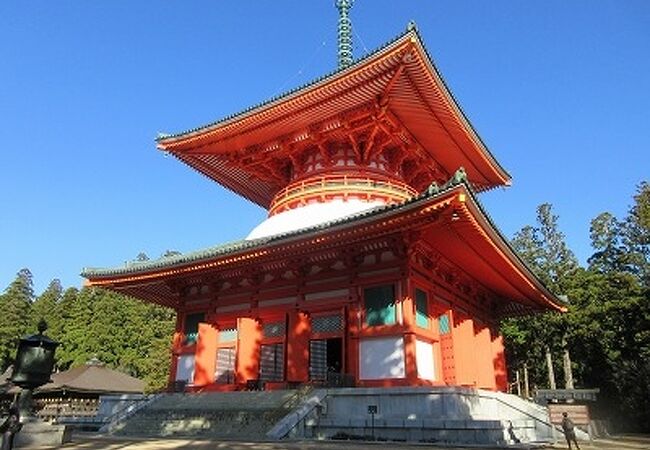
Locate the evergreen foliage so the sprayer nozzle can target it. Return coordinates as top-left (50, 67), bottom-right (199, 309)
top-left (30, 279), bottom-right (63, 337)
top-left (0, 269), bottom-right (34, 369)
top-left (502, 182), bottom-right (650, 432)
top-left (0, 277), bottom-right (174, 392)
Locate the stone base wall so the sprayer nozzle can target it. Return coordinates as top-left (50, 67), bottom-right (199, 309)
top-left (280, 386), bottom-right (556, 445)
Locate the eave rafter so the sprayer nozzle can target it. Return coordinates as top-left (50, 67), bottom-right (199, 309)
top-left (216, 103), bottom-right (376, 181)
top-left (225, 150), bottom-right (286, 186)
top-left (407, 237), bottom-right (501, 319)
top-left (214, 100), bottom-right (449, 193)
top-left (398, 57), bottom-right (496, 186)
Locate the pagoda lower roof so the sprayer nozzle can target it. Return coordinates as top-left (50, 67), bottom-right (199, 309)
top-left (82, 178), bottom-right (564, 317)
top-left (156, 26), bottom-right (511, 209)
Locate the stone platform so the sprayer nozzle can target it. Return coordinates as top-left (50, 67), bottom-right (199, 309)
top-left (14, 420), bottom-right (71, 448)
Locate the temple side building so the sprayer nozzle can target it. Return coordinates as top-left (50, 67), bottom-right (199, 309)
top-left (82, 22), bottom-right (564, 393)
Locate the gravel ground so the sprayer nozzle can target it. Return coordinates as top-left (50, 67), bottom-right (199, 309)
top-left (28, 433), bottom-right (650, 450)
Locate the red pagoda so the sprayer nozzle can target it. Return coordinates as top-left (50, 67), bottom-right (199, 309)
top-left (83, 9), bottom-right (564, 393)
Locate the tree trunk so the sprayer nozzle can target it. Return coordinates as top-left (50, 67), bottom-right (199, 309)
top-left (545, 347), bottom-right (556, 389)
top-left (562, 337), bottom-right (574, 389)
top-left (515, 369), bottom-right (521, 396)
top-left (524, 364), bottom-right (530, 399)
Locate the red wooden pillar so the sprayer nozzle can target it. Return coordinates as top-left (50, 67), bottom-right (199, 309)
top-left (286, 310), bottom-right (310, 383)
top-left (431, 309), bottom-right (444, 383)
top-left (194, 323), bottom-right (218, 386)
top-left (168, 314), bottom-right (183, 389)
top-left (346, 303), bottom-right (360, 381)
top-left (402, 291), bottom-right (418, 384)
top-left (452, 310), bottom-right (476, 386)
top-left (491, 331), bottom-right (508, 392)
top-left (474, 322), bottom-right (496, 390)
top-left (236, 317), bottom-right (261, 384)
top-left (432, 340), bottom-right (444, 382)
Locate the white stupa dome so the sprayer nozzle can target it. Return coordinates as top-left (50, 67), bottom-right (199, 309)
top-left (246, 198), bottom-right (385, 240)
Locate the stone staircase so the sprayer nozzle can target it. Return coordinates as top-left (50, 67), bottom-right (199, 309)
top-left (106, 386), bottom-right (568, 445)
top-left (272, 386), bottom-right (562, 445)
top-left (110, 390), bottom-right (304, 440)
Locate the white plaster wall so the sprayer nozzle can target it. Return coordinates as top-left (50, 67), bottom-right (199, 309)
top-left (416, 339), bottom-right (435, 380)
top-left (359, 336), bottom-right (405, 380)
top-left (246, 199), bottom-right (385, 240)
top-left (175, 354), bottom-right (195, 382)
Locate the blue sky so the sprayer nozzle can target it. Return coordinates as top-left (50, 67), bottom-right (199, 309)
top-left (1, 1), bottom-right (648, 295)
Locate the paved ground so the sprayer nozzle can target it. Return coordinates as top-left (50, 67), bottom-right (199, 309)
top-left (31, 434), bottom-right (650, 450)
top-left (546, 434), bottom-right (650, 449)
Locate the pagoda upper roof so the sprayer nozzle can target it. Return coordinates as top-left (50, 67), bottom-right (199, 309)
top-left (157, 26), bottom-right (511, 209)
top-left (82, 174), bottom-right (562, 318)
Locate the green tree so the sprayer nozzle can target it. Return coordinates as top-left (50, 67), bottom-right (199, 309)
top-left (504, 183), bottom-right (650, 431)
top-left (622, 181), bottom-right (650, 285)
top-left (53, 287), bottom-right (78, 348)
top-left (55, 286), bottom-right (175, 391)
top-left (0, 269), bottom-right (34, 370)
top-left (30, 279), bottom-right (63, 338)
top-left (512, 203), bottom-right (579, 294)
top-left (0, 270), bottom-right (175, 392)
top-left (57, 286), bottom-right (94, 369)
top-left (505, 204), bottom-right (578, 389)
top-left (588, 212), bottom-right (625, 273)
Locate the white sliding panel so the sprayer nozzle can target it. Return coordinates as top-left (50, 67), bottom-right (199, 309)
top-left (359, 336), bottom-right (405, 380)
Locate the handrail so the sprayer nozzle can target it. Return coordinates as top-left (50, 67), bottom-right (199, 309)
top-left (490, 391), bottom-right (563, 436)
top-left (98, 393), bottom-right (163, 434)
top-left (270, 175), bottom-right (416, 214)
top-left (266, 389), bottom-right (328, 440)
top-left (274, 175), bottom-right (416, 202)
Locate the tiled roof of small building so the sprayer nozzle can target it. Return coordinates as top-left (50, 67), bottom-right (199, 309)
top-left (36, 359), bottom-right (145, 395)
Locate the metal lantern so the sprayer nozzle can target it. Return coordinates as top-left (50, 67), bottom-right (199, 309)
top-left (11, 320), bottom-right (59, 390)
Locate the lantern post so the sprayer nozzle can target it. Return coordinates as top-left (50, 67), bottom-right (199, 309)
top-left (10, 320), bottom-right (59, 420)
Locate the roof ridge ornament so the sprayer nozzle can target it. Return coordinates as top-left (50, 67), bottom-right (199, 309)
top-left (426, 167), bottom-right (469, 196)
top-left (335, 0), bottom-right (354, 69)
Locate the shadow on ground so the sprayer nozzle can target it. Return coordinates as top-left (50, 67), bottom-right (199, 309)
top-left (32, 433), bottom-right (650, 450)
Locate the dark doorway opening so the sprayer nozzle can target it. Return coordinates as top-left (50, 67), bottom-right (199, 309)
top-left (326, 337), bottom-right (342, 373)
top-left (309, 337), bottom-right (343, 381)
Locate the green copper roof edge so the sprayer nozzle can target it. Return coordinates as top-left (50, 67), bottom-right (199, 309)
top-left (81, 173), bottom-right (469, 279)
top-left (156, 27), bottom-right (415, 144)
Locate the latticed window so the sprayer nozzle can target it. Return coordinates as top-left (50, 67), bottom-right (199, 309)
top-left (263, 321), bottom-right (285, 338)
top-left (312, 315), bottom-right (343, 334)
top-left (309, 340), bottom-right (328, 380)
top-left (219, 328), bottom-right (237, 342)
top-left (364, 284), bottom-right (395, 326)
top-left (260, 343), bottom-right (284, 381)
top-left (415, 289), bottom-right (429, 328)
top-left (438, 314), bottom-right (451, 335)
top-left (215, 347), bottom-right (235, 384)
